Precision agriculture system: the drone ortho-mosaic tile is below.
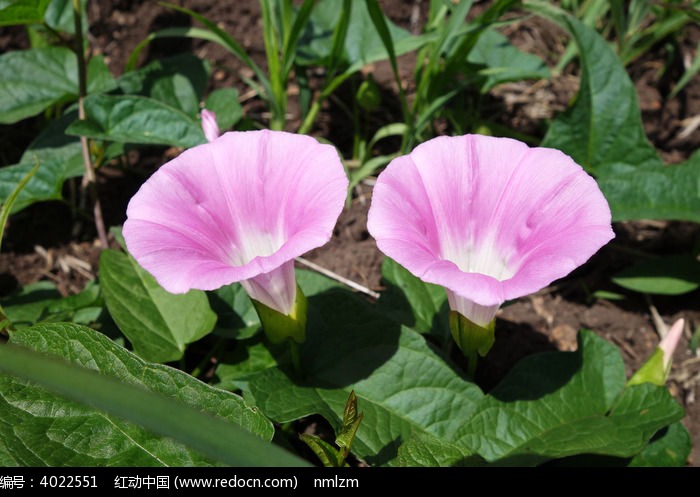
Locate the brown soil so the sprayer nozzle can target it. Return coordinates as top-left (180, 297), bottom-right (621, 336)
top-left (1, 0), bottom-right (699, 466)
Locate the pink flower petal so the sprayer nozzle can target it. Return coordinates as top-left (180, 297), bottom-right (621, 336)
top-left (124, 130), bottom-right (348, 314)
top-left (368, 134), bottom-right (614, 322)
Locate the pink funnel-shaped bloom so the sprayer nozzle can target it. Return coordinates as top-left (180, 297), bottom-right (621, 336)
top-left (368, 134), bottom-right (614, 326)
top-left (201, 109), bottom-right (220, 143)
top-left (123, 130), bottom-right (348, 316)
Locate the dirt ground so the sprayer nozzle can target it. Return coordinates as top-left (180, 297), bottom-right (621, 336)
top-left (1, 0), bottom-right (699, 466)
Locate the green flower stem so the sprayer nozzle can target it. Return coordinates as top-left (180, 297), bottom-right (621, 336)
top-left (289, 339), bottom-right (302, 377)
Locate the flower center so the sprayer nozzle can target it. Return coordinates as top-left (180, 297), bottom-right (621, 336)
top-left (443, 236), bottom-right (515, 281)
top-left (228, 228), bottom-right (284, 267)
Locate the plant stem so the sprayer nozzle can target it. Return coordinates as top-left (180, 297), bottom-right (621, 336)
top-left (289, 339), bottom-right (302, 378)
top-left (190, 338), bottom-right (227, 379)
top-left (73, 0), bottom-right (108, 249)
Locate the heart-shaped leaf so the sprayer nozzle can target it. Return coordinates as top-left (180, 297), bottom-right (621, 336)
top-left (0, 323), bottom-right (276, 466)
top-left (66, 94), bottom-right (205, 148)
top-left (456, 331), bottom-right (684, 465)
top-left (100, 249), bottom-right (216, 363)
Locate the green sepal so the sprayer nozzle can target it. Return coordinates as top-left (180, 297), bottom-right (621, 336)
top-left (252, 284), bottom-right (307, 344)
top-left (449, 311), bottom-right (495, 376)
top-left (627, 347), bottom-right (667, 387)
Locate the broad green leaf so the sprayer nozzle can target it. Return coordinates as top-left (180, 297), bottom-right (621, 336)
top-left (0, 158), bottom-right (77, 213)
top-left (0, 323), bottom-right (281, 466)
top-left (628, 422), bottom-right (691, 467)
top-left (397, 432), bottom-right (481, 467)
top-left (21, 110), bottom-right (84, 177)
top-left (209, 283), bottom-right (261, 340)
top-left (248, 288), bottom-right (484, 466)
top-left (467, 27), bottom-right (550, 93)
top-left (149, 73), bottom-right (199, 117)
top-left (2, 280), bottom-right (102, 328)
top-left (151, 74), bottom-right (199, 117)
top-left (530, 4), bottom-right (700, 222)
top-left (297, 0), bottom-right (414, 68)
top-left (456, 331), bottom-right (684, 464)
top-left (44, 0), bottom-right (86, 34)
top-left (0, 281), bottom-right (61, 325)
top-left (0, 0), bottom-right (50, 26)
top-left (205, 87), bottom-right (243, 131)
top-left (66, 94), bottom-right (206, 148)
top-left (0, 47), bottom-right (115, 124)
top-left (118, 53), bottom-right (210, 116)
top-left (612, 254), bottom-right (700, 295)
top-left (538, 10), bottom-right (662, 173)
top-left (100, 249), bottom-right (216, 363)
top-left (378, 257), bottom-right (450, 339)
top-left (596, 150), bottom-right (700, 223)
top-left (378, 258), bottom-right (448, 340)
top-left (213, 337), bottom-right (278, 392)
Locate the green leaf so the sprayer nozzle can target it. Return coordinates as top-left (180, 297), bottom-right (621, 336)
top-left (0, 159), bottom-right (39, 257)
top-left (378, 258), bottom-right (448, 339)
top-left (592, 290), bottom-right (626, 301)
top-left (538, 10), bottom-right (662, 173)
top-left (209, 283), bottom-right (261, 340)
top-left (628, 422), bottom-right (691, 467)
top-left (1, 281), bottom-right (61, 326)
top-left (118, 53), bottom-right (210, 116)
top-left (297, 0), bottom-right (414, 68)
top-left (0, 0), bottom-right (50, 26)
top-left (691, 324), bottom-right (700, 354)
top-left (336, 390), bottom-right (363, 456)
top-left (100, 249), bottom-right (216, 363)
top-left (669, 40), bottom-right (700, 99)
top-left (612, 254), bottom-right (700, 295)
top-left (0, 158), bottom-right (78, 213)
top-left (0, 323), bottom-right (289, 466)
top-left (397, 432), bottom-right (481, 467)
top-left (0, 47), bottom-right (115, 124)
top-left (66, 94), bottom-right (206, 148)
top-left (205, 87), bottom-right (243, 132)
top-left (213, 337), bottom-right (278, 392)
top-left (248, 288), bottom-right (483, 466)
top-left (456, 331), bottom-right (684, 464)
top-left (44, 0), bottom-right (86, 34)
top-left (596, 150), bottom-right (700, 223)
top-left (149, 73), bottom-right (200, 117)
top-left (300, 434), bottom-right (346, 467)
top-left (20, 110), bottom-right (84, 178)
top-left (2, 280), bottom-right (102, 328)
top-left (531, 4), bottom-right (700, 222)
top-left (467, 27), bottom-right (550, 93)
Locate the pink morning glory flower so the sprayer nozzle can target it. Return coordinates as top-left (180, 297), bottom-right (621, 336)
top-left (123, 130), bottom-right (348, 342)
top-left (368, 134), bottom-right (614, 358)
top-left (201, 109), bottom-right (220, 143)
